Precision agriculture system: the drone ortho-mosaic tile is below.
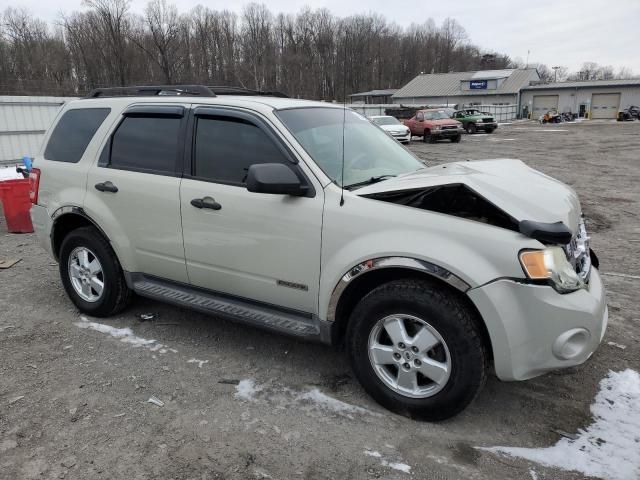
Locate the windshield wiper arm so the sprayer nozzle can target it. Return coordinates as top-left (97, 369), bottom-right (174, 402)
top-left (344, 175), bottom-right (396, 190)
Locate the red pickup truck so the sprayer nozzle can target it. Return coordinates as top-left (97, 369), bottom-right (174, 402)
top-left (404, 109), bottom-right (464, 143)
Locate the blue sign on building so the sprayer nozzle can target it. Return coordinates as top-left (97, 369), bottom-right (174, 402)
top-left (470, 80), bottom-right (488, 89)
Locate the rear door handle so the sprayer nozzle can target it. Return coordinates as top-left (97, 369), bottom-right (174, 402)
top-left (191, 196), bottom-right (222, 210)
top-left (95, 181), bottom-right (118, 193)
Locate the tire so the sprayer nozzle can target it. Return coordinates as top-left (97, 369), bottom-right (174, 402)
top-left (422, 130), bottom-right (431, 143)
top-left (450, 135), bottom-right (461, 143)
top-left (59, 226), bottom-right (132, 317)
top-left (346, 279), bottom-right (487, 421)
top-left (466, 123), bottom-right (477, 134)
top-left (485, 128), bottom-right (495, 134)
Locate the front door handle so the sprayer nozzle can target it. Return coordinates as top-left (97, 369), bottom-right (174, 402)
top-left (95, 181), bottom-right (118, 193)
top-left (191, 196), bottom-right (222, 210)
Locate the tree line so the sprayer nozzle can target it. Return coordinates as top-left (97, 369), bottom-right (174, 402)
top-left (0, 0), bottom-right (512, 99)
top-left (0, 1), bottom-right (635, 99)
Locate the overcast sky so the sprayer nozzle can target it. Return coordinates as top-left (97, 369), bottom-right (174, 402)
top-left (15, 0), bottom-right (640, 74)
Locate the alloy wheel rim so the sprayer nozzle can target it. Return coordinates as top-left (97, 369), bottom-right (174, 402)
top-left (68, 247), bottom-right (104, 303)
top-left (367, 314), bottom-right (451, 399)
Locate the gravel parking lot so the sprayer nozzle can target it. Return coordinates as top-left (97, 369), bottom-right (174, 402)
top-left (1, 120), bottom-right (639, 480)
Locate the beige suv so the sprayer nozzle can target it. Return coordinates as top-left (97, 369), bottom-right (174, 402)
top-left (30, 85), bottom-right (607, 420)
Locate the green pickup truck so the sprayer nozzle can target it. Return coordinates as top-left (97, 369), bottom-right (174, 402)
top-left (452, 109), bottom-right (498, 134)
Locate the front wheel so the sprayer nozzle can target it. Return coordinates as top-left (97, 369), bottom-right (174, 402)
top-left (485, 128), bottom-right (495, 134)
top-left (450, 135), bottom-right (462, 143)
top-left (466, 123), bottom-right (477, 134)
top-left (347, 280), bottom-right (487, 421)
top-left (59, 226), bottom-right (132, 317)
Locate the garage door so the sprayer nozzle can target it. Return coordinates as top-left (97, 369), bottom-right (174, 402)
top-left (591, 93), bottom-right (620, 119)
top-left (532, 95), bottom-right (559, 117)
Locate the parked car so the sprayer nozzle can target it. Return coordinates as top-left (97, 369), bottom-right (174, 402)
top-left (30, 85), bottom-right (607, 420)
top-left (369, 115), bottom-right (411, 144)
top-left (452, 109), bottom-right (498, 134)
top-left (404, 109), bottom-right (463, 143)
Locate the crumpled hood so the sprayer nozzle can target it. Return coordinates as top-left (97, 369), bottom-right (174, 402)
top-left (356, 159), bottom-right (582, 233)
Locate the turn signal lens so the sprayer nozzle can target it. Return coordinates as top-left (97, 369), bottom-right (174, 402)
top-left (519, 250), bottom-right (550, 279)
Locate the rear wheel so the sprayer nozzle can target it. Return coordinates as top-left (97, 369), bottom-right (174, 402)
top-left (347, 279), bottom-right (487, 421)
top-left (59, 226), bottom-right (132, 317)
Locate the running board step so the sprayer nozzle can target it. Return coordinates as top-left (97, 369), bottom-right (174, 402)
top-left (128, 274), bottom-right (321, 339)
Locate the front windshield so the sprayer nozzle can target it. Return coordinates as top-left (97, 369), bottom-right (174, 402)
top-left (424, 111), bottom-right (450, 120)
top-left (371, 116), bottom-right (400, 126)
top-left (277, 108), bottom-right (423, 188)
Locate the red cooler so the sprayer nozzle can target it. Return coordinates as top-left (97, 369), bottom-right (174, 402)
top-left (0, 179), bottom-right (34, 233)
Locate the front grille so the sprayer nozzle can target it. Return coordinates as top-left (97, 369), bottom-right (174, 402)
top-left (483, 117), bottom-right (494, 123)
top-left (442, 125), bottom-right (457, 130)
top-left (565, 218), bottom-right (591, 282)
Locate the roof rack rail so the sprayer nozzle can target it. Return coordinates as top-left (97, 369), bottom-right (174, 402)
top-left (85, 85), bottom-right (215, 98)
top-left (208, 86), bottom-right (289, 98)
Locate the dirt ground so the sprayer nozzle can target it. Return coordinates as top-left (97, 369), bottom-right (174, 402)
top-left (1, 120), bottom-right (639, 480)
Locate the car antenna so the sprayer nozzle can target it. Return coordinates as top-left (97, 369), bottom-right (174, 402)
top-left (340, 30), bottom-right (347, 207)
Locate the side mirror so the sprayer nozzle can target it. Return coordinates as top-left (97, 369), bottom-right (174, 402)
top-left (246, 163), bottom-right (308, 196)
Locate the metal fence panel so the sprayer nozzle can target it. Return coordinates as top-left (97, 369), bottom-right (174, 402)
top-left (0, 96), bottom-right (75, 165)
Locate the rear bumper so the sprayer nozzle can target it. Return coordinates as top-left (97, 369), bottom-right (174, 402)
top-left (30, 204), bottom-right (53, 257)
top-left (468, 268), bottom-right (607, 381)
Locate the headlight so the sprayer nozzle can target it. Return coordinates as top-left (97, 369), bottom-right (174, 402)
top-left (433, 125), bottom-right (441, 131)
top-left (519, 247), bottom-right (585, 293)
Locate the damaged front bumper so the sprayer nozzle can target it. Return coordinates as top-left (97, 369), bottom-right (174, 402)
top-left (467, 267), bottom-right (607, 381)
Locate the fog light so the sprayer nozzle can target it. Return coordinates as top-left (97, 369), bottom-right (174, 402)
top-left (552, 328), bottom-right (591, 360)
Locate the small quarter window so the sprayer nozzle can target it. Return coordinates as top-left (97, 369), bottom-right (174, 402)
top-left (109, 116), bottom-right (181, 173)
top-left (44, 108), bottom-right (110, 162)
top-left (194, 116), bottom-right (290, 185)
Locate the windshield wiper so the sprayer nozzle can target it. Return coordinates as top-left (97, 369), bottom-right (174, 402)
top-left (344, 175), bottom-right (396, 190)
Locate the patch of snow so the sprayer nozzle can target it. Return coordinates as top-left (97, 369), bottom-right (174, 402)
top-left (187, 358), bottom-right (209, 368)
top-left (233, 380), bottom-right (377, 418)
top-left (296, 388), bottom-right (372, 416)
top-left (235, 379), bottom-right (262, 401)
top-left (75, 316), bottom-right (174, 354)
top-left (529, 469), bottom-right (538, 480)
top-left (607, 341), bottom-right (627, 350)
top-left (364, 450), bottom-right (411, 474)
top-left (479, 369), bottom-right (640, 480)
top-left (381, 460), bottom-right (411, 473)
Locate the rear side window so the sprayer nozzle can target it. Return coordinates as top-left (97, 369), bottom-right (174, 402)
top-left (44, 108), bottom-right (110, 162)
top-left (194, 116), bottom-right (290, 185)
top-left (109, 116), bottom-right (181, 174)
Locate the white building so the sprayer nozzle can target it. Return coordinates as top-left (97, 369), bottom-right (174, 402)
top-left (520, 79), bottom-right (640, 119)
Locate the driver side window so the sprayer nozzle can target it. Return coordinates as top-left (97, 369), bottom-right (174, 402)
top-left (416, 112), bottom-right (424, 121)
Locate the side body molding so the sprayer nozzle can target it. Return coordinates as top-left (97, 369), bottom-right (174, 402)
top-left (326, 256), bottom-right (471, 322)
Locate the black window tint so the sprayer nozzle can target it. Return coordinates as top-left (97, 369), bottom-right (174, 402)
top-left (194, 116), bottom-right (289, 185)
top-left (44, 108), bottom-right (110, 162)
top-left (110, 116), bottom-right (180, 173)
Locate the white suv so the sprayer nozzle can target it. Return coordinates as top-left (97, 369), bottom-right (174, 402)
top-left (29, 85), bottom-right (607, 420)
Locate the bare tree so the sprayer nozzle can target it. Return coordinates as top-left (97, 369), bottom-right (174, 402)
top-left (12, 2), bottom-right (628, 99)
